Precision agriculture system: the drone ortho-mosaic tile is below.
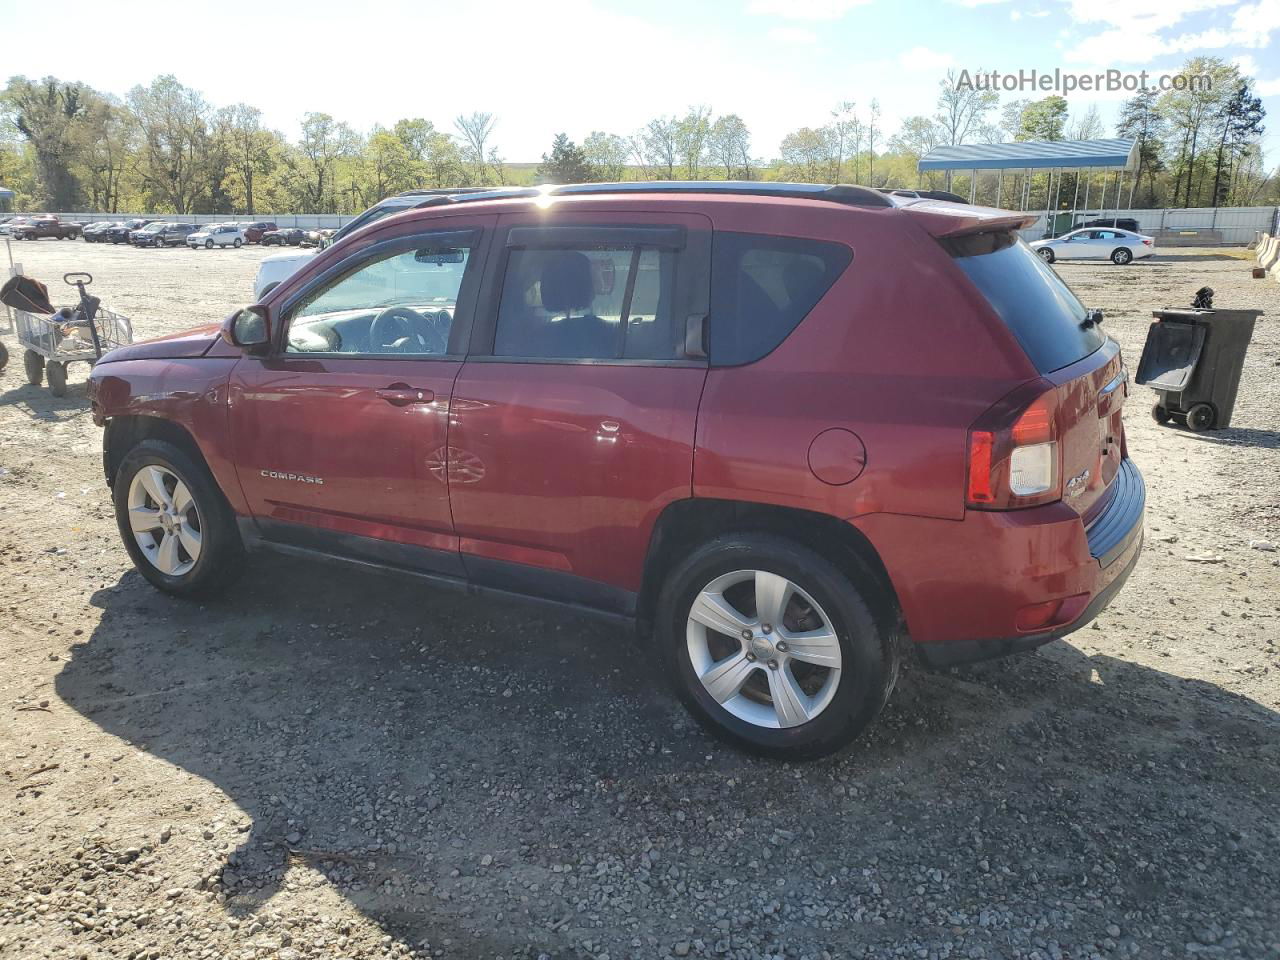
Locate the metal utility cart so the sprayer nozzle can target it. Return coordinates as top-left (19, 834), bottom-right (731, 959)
top-left (14, 272), bottom-right (133, 397)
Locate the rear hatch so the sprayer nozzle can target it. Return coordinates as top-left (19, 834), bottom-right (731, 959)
top-left (945, 229), bottom-right (1125, 522)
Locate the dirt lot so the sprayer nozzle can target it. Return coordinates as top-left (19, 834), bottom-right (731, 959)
top-left (1, 238), bottom-right (1279, 960)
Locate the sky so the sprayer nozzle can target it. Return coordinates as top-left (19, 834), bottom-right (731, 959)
top-left (2, 0), bottom-right (1279, 163)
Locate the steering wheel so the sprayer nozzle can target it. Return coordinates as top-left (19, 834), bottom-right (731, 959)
top-left (369, 306), bottom-right (426, 353)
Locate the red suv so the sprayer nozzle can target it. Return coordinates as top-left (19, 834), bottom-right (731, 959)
top-left (86, 183), bottom-right (1144, 758)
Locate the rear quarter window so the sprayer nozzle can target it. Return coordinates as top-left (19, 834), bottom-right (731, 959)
top-left (945, 232), bottom-right (1105, 373)
top-left (709, 232), bottom-right (852, 366)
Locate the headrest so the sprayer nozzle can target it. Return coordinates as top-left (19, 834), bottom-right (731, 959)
top-left (540, 251), bottom-right (594, 314)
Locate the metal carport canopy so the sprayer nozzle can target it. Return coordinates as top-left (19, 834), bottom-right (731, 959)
top-left (918, 138), bottom-right (1137, 171)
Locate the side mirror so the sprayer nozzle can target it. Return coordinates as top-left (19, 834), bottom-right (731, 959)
top-left (222, 305), bottom-right (271, 354)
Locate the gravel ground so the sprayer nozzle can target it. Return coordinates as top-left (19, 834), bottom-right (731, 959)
top-left (1, 238), bottom-right (1279, 960)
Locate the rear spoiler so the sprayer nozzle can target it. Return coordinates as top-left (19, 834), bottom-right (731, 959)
top-left (890, 197), bottom-right (1037, 239)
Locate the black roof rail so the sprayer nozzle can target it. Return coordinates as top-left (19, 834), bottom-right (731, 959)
top-left (402, 181), bottom-right (894, 210)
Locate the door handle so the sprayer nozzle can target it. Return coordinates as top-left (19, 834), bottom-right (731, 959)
top-left (375, 384), bottom-right (435, 406)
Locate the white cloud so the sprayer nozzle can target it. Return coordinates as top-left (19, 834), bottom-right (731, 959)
top-left (768, 26), bottom-right (820, 44)
top-left (1059, 0), bottom-right (1280, 65)
top-left (1257, 76), bottom-right (1280, 96)
top-left (1232, 54), bottom-right (1259, 75)
top-left (746, 0), bottom-right (871, 19)
top-left (950, 0), bottom-right (1011, 6)
top-left (898, 46), bottom-right (956, 72)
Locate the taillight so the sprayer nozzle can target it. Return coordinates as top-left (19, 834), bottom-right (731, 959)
top-left (966, 380), bottom-right (1061, 510)
top-left (1142, 239), bottom-right (1152, 246)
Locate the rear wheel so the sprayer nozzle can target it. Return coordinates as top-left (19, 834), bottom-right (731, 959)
top-left (113, 439), bottom-right (245, 597)
top-left (205, 238), bottom-right (214, 249)
top-left (46, 361), bottom-right (67, 397)
top-left (1185, 402), bottom-right (1215, 431)
top-left (1111, 247), bottom-right (1133, 265)
top-left (23, 349), bottom-right (45, 385)
top-left (1037, 247), bottom-right (1055, 263)
top-left (233, 238), bottom-right (243, 248)
top-left (656, 533), bottom-right (897, 759)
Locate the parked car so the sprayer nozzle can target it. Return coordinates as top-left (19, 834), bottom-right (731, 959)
top-left (130, 221), bottom-right (170, 245)
top-left (105, 219), bottom-right (152, 244)
top-left (88, 182), bottom-right (1145, 759)
top-left (241, 221), bottom-right (278, 244)
top-left (82, 221), bottom-right (119, 242)
top-left (261, 227), bottom-right (309, 246)
top-left (0, 216), bottom-right (31, 236)
top-left (1030, 227), bottom-right (1155, 265)
top-left (1077, 217), bottom-right (1141, 233)
top-left (135, 223), bottom-right (200, 247)
top-left (12, 216), bottom-right (82, 240)
top-left (186, 224), bottom-right (245, 249)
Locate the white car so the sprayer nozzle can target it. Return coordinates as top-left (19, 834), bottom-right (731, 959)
top-left (1031, 228), bottom-right (1154, 265)
top-left (187, 224), bottom-right (245, 250)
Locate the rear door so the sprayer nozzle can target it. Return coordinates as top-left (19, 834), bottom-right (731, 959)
top-left (446, 210), bottom-right (712, 612)
top-left (948, 233), bottom-right (1125, 520)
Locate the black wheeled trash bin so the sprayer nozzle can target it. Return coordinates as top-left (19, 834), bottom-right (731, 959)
top-left (1135, 307), bottom-right (1263, 431)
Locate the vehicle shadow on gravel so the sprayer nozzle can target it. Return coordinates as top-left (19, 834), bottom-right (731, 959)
top-left (1179, 425), bottom-right (1280, 450)
top-left (54, 555), bottom-right (1280, 955)
top-left (0, 380), bottom-right (90, 421)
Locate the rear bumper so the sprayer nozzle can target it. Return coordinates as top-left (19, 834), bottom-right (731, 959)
top-left (856, 458), bottom-right (1145, 666)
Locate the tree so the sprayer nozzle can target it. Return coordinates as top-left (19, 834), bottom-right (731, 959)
top-left (1066, 104), bottom-right (1103, 141)
top-left (640, 116), bottom-right (679, 179)
top-left (707, 114), bottom-right (751, 180)
top-left (127, 75), bottom-right (211, 214)
top-left (1209, 81), bottom-right (1264, 207)
top-left (583, 131), bottom-right (629, 182)
top-left (282, 111), bottom-right (358, 213)
top-left (1019, 96), bottom-right (1068, 141)
top-left (453, 111), bottom-right (496, 185)
top-left (1117, 89), bottom-right (1165, 207)
top-left (361, 127), bottom-right (417, 203)
top-left (394, 118), bottom-right (467, 188)
top-left (828, 101), bottom-right (859, 183)
top-left (779, 127), bottom-right (833, 182)
top-left (74, 95), bottom-right (133, 212)
top-left (999, 99), bottom-right (1030, 141)
top-left (1160, 57), bottom-right (1237, 207)
top-left (674, 105), bottom-right (712, 179)
top-left (866, 99), bottom-right (881, 186)
top-left (217, 104), bottom-right (276, 214)
top-left (537, 133), bottom-right (595, 183)
top-left (934, 70), bottom-right (997, 188)
top-left (2, 76), bottom-right (91, 209)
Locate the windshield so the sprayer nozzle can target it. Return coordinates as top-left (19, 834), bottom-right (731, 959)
top-left (946, 232), bottom-right (1105, 373)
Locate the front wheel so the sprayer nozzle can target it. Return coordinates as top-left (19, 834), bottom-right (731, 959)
top-left (24, 349), bottom-right (44, 385)
top-left (1185, 402), bottom-right (1215, 431)
top-left (113, 439), bottom-right (245, 597)
top-left (656, 533), bottom-right (897, 759)
top-left (1111, 247), bottom-right (1133, 265)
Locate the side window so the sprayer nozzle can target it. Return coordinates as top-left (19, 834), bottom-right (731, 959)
top-left (285, 241), bottom-right (473, 356)
top-left (709, 232), bottom-right (852, 367)
top-left (494, 242), bottom-right (678, 360)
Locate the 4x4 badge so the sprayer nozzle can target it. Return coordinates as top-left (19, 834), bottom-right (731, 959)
top-left (1066, 468), bottom-right (1090, 495)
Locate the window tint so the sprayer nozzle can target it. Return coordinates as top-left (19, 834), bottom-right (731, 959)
top-left (946, 232), bottom-right (1105, 373)
top-left (286, 243), bottom-right (472, 356)
top-left (709, 232), bottom-right (852, 366)
top-left (494, 244), bottom-right (677, 360)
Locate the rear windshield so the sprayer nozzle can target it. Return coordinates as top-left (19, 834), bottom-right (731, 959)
top-left (946, 232), bottom-right (1105, 373)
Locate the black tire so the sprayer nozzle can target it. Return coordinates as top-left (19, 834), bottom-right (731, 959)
top-left (24, 349), bottom-right (45, 385)
top-left (1111, 247), bottom-right (1132, 265)
top-left (1152, 403), bottom-right (1172, 425)
top-left (205, 238), bottom-right (214, 249)
top-left (233, 238), bottom-right (242, 248)
top-left (1185, 402), bottom-right (1215, 431)
top-left (46, 361), bottom-right (67, 397)
top-left (113, 439), bottom-right (245, 598)
top-left (1037, 247), bottom-right (1055, 264)
top-left (0, 340), bottom-right (8, 372)
top-left (655, 533), bottom-right (898, 759)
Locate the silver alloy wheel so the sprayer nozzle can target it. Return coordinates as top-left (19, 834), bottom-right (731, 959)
top-left (127, 465), bottom-right (203, 576)
top-left (686, 569), bottom-right (842, 729)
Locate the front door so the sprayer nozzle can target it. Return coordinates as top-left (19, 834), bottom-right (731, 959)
top-left (228, 217), bottom-right (493, 575)
top-left (447, 210), bottom-right (712, 613)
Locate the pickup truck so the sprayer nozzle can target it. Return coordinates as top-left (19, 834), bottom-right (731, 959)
top-left (12, 217), bottom-right (82, 240)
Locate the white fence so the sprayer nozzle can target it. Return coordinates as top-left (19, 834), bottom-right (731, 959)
top-left (12, 204), bottom-right (1280, 245)
top-left (1014, 205), bottom-right (1278, 245)
top-left (15, 212), bottom-right (356, 229)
